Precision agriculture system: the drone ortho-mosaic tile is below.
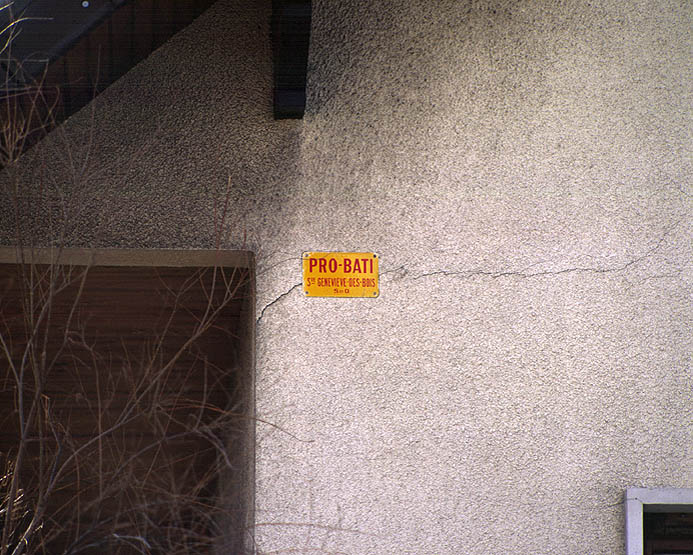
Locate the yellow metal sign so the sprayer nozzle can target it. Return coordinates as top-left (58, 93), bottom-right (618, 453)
top-left (302, 252), bottom-right (379, 298)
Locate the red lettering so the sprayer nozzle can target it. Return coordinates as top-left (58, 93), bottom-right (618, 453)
top-left (343, 258), bottom-right (352, 273)
top-left (319, 258), bottom-right (327, 272)
top-left (353, 258), bottom-right (361, 272)
top-left (309, 258), bottom-right (318, 271)
top-left (328, 258), bottom-right (338, 272)
top-left (362, 258), bottom-right (370, 273)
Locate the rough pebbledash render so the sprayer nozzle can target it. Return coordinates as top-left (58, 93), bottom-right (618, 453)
top-left (2, 0), bottom-right (691, 553)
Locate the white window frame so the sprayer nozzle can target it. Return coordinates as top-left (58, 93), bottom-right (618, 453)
top-left (625, 487), bottom-right (693, 555)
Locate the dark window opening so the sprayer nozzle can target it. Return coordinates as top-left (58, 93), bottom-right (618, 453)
top-left (644, 512), bottom-right (693, 555)
top-left (0, 255), bottom-right (254, 554)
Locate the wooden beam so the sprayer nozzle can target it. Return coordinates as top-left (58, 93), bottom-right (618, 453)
top-left (272, 0), bottom-right (311, 119)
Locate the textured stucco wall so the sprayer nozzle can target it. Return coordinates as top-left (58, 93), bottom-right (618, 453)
top-left (2, 0), bottom-right (691, 553)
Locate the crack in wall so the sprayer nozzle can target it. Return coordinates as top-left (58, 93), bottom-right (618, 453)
top-left (255, 220), bottom-right (686, 324)
top-left (414, 219), bottom-right (682, 281)
top-left (257, 283), bottom-right (301, 324)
